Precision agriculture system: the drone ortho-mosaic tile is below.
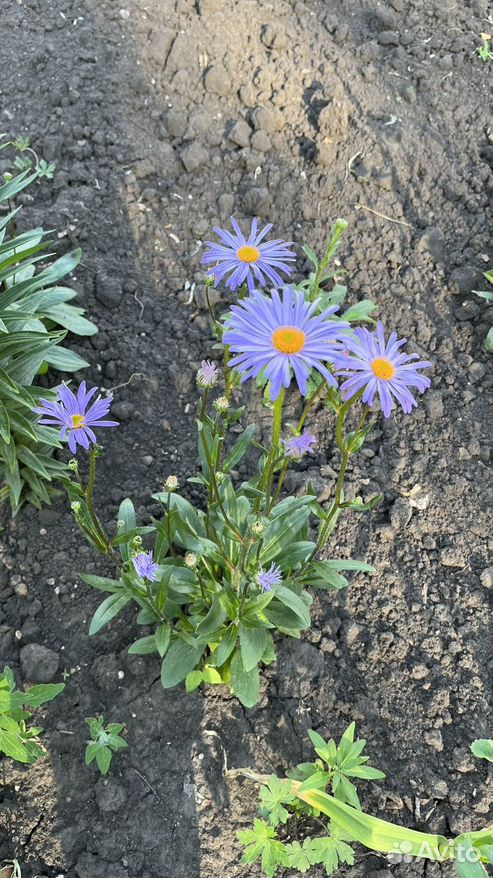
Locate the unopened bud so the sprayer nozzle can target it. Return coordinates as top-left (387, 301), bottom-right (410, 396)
top-left (165, 475), bottom-right (178, 492)
top-left (184, 552), bottom-right (198, 569)
top-left (117, 519), bottom-right (125, 529)
top-left (215, 471), bottom-right (225, 484)
top-left (132, 535), bottom-right (143, 549)
top-left (251, 520), bottom-right (264, 537)
top-left (213, 396), bottom-right (229, 413)
top-left (71, 501), bottom-right (81, 514)
top-left (68, 458), bottom-right (79, 472)
top-left (204, 274), bottom-right (215, 287)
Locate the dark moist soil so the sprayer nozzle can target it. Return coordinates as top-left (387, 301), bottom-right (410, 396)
top-left (1, 0), bottom-right (493, 876)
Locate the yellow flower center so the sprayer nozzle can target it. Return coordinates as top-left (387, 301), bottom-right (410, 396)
top-left (371, 357), bottom-right (396, 380)
top-left (272, 326), bottom-right (306, 354)
top-left (71, 414), bottom-right (86, 429)
top-left (236, 245), bottom-right (260, 263)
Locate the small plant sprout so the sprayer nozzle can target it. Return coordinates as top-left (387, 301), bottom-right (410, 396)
top-left (0, 860), bottom-right (23, 878)
top-left (37, 218), bottom-right (432, 707)
top-left (471, 738), bottom-right (493, 763)
top-left (235, 725), bottom-right (493, 878)
top-left (84, 715), bottom-right (127, 776)
top-left (474, 270), bottom-right (493, 352)
top-left (476, 33), bottom-right (492, 61)
top-left (0, 667), bottom-right (64, 763)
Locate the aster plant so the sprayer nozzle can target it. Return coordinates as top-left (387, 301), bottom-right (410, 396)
top-left (46, 218), bottom-right (432, 708)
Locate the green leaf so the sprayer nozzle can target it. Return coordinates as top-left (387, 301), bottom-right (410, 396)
top-left (223, 424), bottom-right (256, 471)
top-left (155, 622), bottom-right (171, 658)
top-left (303, 836), bottom-right (355, 875)
top-left (117, 499), bottom-right (136, 561)
top-left (89, 593), bottom-right (132, 635)
top-left (23, 683), bottom-right (64, 709)
top-left (43, 303), bottom-right (97, 336)
top-left (455, 838), bottom-right (488, 878)
top-left (259, 776), bottom-right (296, 826)
top-left (160, 639), bottom-right (204, 688)
top-left (486, 326), bottom-right (493, 353)
top-left (43, 346), bottom-right (90, 371)
top-left (214, 625), bottom-right (238, 667)
top-left (239, 625), bottom-right (268, 673)
top-left (285, 840), bottom-right (312, 872)
top-left (0, 725), bottom-right (30, 763)
top-left (471, 739), bottom-right (493, 763)
top-left (202, 665), bottom-right (222, 684)
top-left (271, 584), bottom-right (311, 628)
top-left (96, 746), bottom-right (112, 775)
top-left (128, 635), bottom-right (158, 655)
top-left (185, 670), bottom-right (203, 692)
top-left (80, 574), bottom-right (122, 594)
top-left (237, 819), bottom-right (288, 878)
top-left (230, 649), bottom-right (260, 708)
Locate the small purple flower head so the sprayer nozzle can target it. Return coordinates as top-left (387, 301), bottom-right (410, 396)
top-left (257, 562), bottom-right (283, 592)
top-left (34, 382), bottom-right (119, 454)
top-left (285, 431), bottom-right (317, 459)
top-left (201, 217), bottom-right (296, 293)
top-left (223, 286), bottom-right (349, 400)
top-left (132, 551), bottom-right (159, 582)
top-left (330, 322), bottom-right (432, 418)
top-left (196, 360), bottom-right (219, 388)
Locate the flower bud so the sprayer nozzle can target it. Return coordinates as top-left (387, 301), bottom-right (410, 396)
top-left (165, 475), bottom-right (179, 492)
top-left (250, 520), bottom-right (264, 537)
top-left (68, 458), bottom-right (79, 472)
top-left (196, 360), bottom-right (218, 388)
top-left (132, 535), bottom-right (143, 549)
top-left (71, 501), bottom-right (81, 514)
top-left (213, 396), bottom-right (229, 413)
top-left (184, 552), bottom-right (198, 569)
top-left (215, 471), bottom-right (225, 484)
top-left (117, 519), bottom-right (125, 529)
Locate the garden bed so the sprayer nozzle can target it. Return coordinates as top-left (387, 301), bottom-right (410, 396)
top-left (1, 0), bottom-right (493, 876)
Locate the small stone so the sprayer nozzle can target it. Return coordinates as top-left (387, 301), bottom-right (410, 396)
top-left (250, 130), bottom-right (271, 152)
top-left (346, 623), bottom-right (361, 646)
top-left (228, 120), bottom-right (251, 148)
top-left (424, 391), bottom-right (444, 421)
top-left (111, 401), bottom-right (134, 421)
top-left (411, 664), bottom-right (429, 680)
top-left (143, 455), bottom-right (153, 466)
top-left (425, 774), bottom-right (449, 799)
top-left (378, 30), bottom-right (400, 46)
top-left (14, 581), bottom-right (28, 597)
top-left (469, 362), bottom-right (486, 383)
top-left (20, 643), bottom-right (59, 683)
top-left (164, 108), bottom-right (188, 139)
top-left (180, 142), bottom-right (209, 173)
top-left (260, 23), bottom-right (288, 50)
top-left (424, 729), bottom-right (444, 752)
top-left (252, 107), bottom-right (281, 134)
top-left (218, 192), bottom-right (235, 216)
top-left (242, 186), bottom-right (271, 218)
top-left (95, 276), bottom-right (122, 309)
top-left (96, 778), bottom-right (127, 812)
top-left (440, 547), bottom-right (466, 568)
top-left (480, 567), bottom-right (493, 589)
top-left (204, 65), bottom-right (231, 96)
top-left (449, 266), bottom-right (482, 296)
top-left (374, 169), bottom-right (394, 190)
top-left (390, 497), bottom-right (412, 531)
top-left (417, 227), bottom-right (445, 263)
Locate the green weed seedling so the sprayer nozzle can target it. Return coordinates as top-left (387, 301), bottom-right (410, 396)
top-left (235, 724), bottom-right (493, 878)
top-left (474, 270), bottom-right (493, 352)
top-left (85, 715), bottom-right (127, 775)
top-left (0, 666), bottom-right (64, 764)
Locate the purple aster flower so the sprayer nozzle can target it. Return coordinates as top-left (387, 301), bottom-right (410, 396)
top-left (133, 551), bottom-right (159, 582)
top-left (285, 430), bottom-right (317, 459)
top-left (196, 360), bottom-right (218, 388)
top-left (34, 382), bottom-right (119, 454)
top-left (257, 562), bottom-right (283, 592)
top-left (201, 217), bottom-right (295, 293)
top-left (330, 322), bottom-right (432, 418)
top-left (223, 286), bottom-right (349, 400)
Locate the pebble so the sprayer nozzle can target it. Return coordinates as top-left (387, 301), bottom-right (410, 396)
top-left (228, 120), bottom-right (251, 147)
top-left (260, 23), bottom-right (289, 50)
top-left (424, 729), bottom-right (444, 752)
top-left (95, 276), bottom-right (122, 309)
top-left (111, 401), bottom-right (134, 421)
top-left (180, 142), bottom-right (209, 173)
top-left (242, 186), bottom-right (271, 217)
top-left (250, 130), bottom-right (271, 152)
top-left (204, 64), bottom-right (231, 96)
top-left (390, 497), bottom-right (412, 531)
top-left (424, 391), bottom-right (444, 421)
top-left (440, 547), bottom-right (467, 568)
top-left (20, 643), bottom-right (60, 683)
top-left (252, 107), bottom-right (281, 134)
top-left (417, 227), bottom-right (445, 263)
top-left (480, 567), bottom-right (493, 588)
top-left (378, 30), bottom-right (400, 46)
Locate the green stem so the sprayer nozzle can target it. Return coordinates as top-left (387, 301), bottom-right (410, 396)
top-left (166, 492), bottom-right (177, 557)
top-left (85, 449), bottom-right (112, 554)
top-left (259, 388), bottom-right (284, 511)
top-left (200, 430), bottom-right (243, 541)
